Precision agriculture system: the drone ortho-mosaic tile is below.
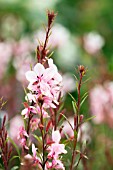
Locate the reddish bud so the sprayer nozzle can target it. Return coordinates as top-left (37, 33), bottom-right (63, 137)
top-left (47, 10), bottom-right (57, 27)
top-left (78, 65), bottom-right (86, 76)
top-left (80, 115), bottom-right (84, 123)
top-left (39, 123), bottom-right (44, 130)
top-left (23, 102), bottom-right (29, 108)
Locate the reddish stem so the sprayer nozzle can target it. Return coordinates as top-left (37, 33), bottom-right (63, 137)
top-left (70, 72), bottom-right (83, 170)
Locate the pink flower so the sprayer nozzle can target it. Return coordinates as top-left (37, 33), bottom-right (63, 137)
top-left (90, 82), bottom-right (113, 128)
top-left (61, 73), bottom-right (76, 96)
top-left (46, 129), bottom-right (66, 170)
top-left (18, 126), bottom-right (28, 139)
top-left (9, 115), bottom-right (24, 145)
top-left (25, 59), bottom-right (62, 109)
top-left (47, 129), bottom-right (67, 159)
top-left (24, 144), bottom-right (41, 168)
top-left (17, 126), bottom-right (29, 149)
top-left (30, 118), bottom-right (40, 131)
top-left (83, 32), bottom-right (105, 55)
top-left (21, 106), bottom-right (37, 119)
top-left (46, 159), bottom-right (65, 170)
top-left (32, 144), bottom-right (41, 166)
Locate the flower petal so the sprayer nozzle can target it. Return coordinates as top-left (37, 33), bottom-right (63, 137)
top-left (25, 71), bottom-right (37, 82)
top-left (52, 130), bottom-right (61, 143)
top-left (34, 63), bottom-right (45, 76)
top-left (43, 68), bottom-right (55, 81)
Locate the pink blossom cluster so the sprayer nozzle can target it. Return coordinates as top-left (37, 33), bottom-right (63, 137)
top-left (46, 129), bottom-right (67, 169)
top-left (17, 57), bottom-right (67, 169)
top-left (90, 82), bottom-right (113, 127)
top-left (23, 130), bottom-right (67, 170)
top-left (25, 58), bottom-right (62, 110)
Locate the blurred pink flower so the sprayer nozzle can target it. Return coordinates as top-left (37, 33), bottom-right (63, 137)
top-left (13, 38), bottom-right (33, 57)
top-left (83, 32), bottom-right (105, 55)
top-left (62, 73), bottom-right (76, 96)
top-left (34, 24), bottom-right (70, 49)
top-left (17, 126), bottom-right (29, 149)
top-left (13, 54), bottom-right (34, 85)
top-left (62, 117), bottom-right (92, 143)
top-left (9, 115), bottom-right (24, 145)
top-left (90, 82), bottom-right (113, 127)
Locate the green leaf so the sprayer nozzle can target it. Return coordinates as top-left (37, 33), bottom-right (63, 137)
top-left (9, 156), bottom-right (20, 163)
top-left (74, 129), bottom-right (77, 139)
top-left (72, 101), bottom-right (78, 114)
top-left (80, 94), bottom-right (88, 108)
top-left (81, 92), bottom-right (88, 100)
top-left (73, 74), bottom-right (78, 82)
top-left (68, 92), bottom-right (76, 103)
top-left (33, 135), bottom-right (42, 146)
top-left (57, 103), bottom-right (64, 114)
top-left (84, 115), bottom-right (96, 122)
top-left (8, 137), bottom-right (20, 157)
top-left (60, 113), bottom-right (74, 131)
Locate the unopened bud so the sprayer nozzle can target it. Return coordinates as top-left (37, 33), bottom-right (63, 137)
top-left (80, 115), bottom-right (84, 123)
top-left (78, 65), bottom-right (86, 76)
top-left (47, 10), bottom-right (57, 27)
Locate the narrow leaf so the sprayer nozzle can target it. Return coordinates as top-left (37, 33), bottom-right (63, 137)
top-left (8, 137), bottom-right (20, 157)
top-left (60, 113), bottom-right (74, 131)
top-left (72, 101), bottom-right (78, 114)
top-left (68, 92), bottom-right (76, 103)
top-left (80, 94), bottom-right (88, 108)
top-left (84, 115), bottom-right (96, 122)
top-left (9, 156), bottom-right (20, 163)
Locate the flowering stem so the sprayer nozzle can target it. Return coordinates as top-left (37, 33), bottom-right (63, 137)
top-left (70, 66), bottom-right (84, 170)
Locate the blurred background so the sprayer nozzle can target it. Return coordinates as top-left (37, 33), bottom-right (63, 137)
top-left (0, 0), bottom-right (113, 169)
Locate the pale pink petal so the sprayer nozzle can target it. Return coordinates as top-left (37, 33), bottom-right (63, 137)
top-left (52, 130), bottom-right (61, 143)
top-left (21, 108), bottom-right (28, 116)
top-left (32, 144), bottom-right (37, 157)
top-left (43, 68), bottom-right (55, 81)
top-left (25, 93), bottom-right (37, 103)
top-left (54, 72), bottom-right (62, 82)
top-left (34, 63), bottom-right (45, 76)
top-left (48, 58), bottom-right (58, 72)
top-left (25, 71), bottom-right (37, 82)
